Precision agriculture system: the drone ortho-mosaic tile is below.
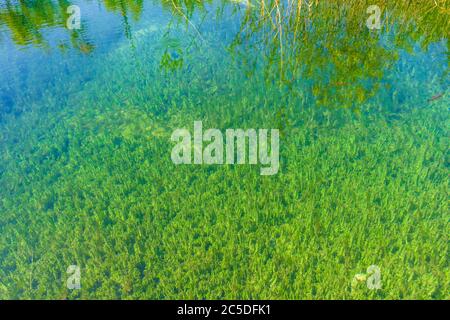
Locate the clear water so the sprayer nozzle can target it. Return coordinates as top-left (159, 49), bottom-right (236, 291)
top-left (0, 0), bottom-right (448, 299)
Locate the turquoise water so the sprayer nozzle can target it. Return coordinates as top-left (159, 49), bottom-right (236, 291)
top-left (0, 1), bottom-right (448, 299)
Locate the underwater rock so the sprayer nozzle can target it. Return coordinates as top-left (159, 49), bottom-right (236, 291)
top-left (134, 24), bottom-right (159, 39)
top-left (229, 0), bottom-right (254, 8)
top-left (113, 23), bottom-right (162, 54)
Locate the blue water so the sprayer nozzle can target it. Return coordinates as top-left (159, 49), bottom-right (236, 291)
top-left (0, 0), bottom-right (448, 299)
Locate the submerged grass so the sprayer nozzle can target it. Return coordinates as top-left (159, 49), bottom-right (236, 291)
top-left (0, 1), bottom-right (448, 299)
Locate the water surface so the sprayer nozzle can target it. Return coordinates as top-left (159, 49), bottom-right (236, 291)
top-left (0, 0), bottom-right (448, 299)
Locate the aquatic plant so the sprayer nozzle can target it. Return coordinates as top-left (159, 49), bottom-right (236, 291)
top-left (0, 0), bottom-right (448, 300)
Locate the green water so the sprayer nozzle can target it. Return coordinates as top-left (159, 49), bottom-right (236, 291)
top-left (0, 0), bottom-right (448, 299)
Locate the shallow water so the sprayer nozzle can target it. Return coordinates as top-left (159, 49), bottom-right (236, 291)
top-left (0, 0), bottom-right (448, 299)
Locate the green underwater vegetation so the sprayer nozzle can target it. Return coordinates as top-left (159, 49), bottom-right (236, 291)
top-left (0, 0), bottom-right (449, 299)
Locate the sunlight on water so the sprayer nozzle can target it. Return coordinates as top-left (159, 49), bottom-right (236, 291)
top-left (0, 0), bottom-right (448, 299)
